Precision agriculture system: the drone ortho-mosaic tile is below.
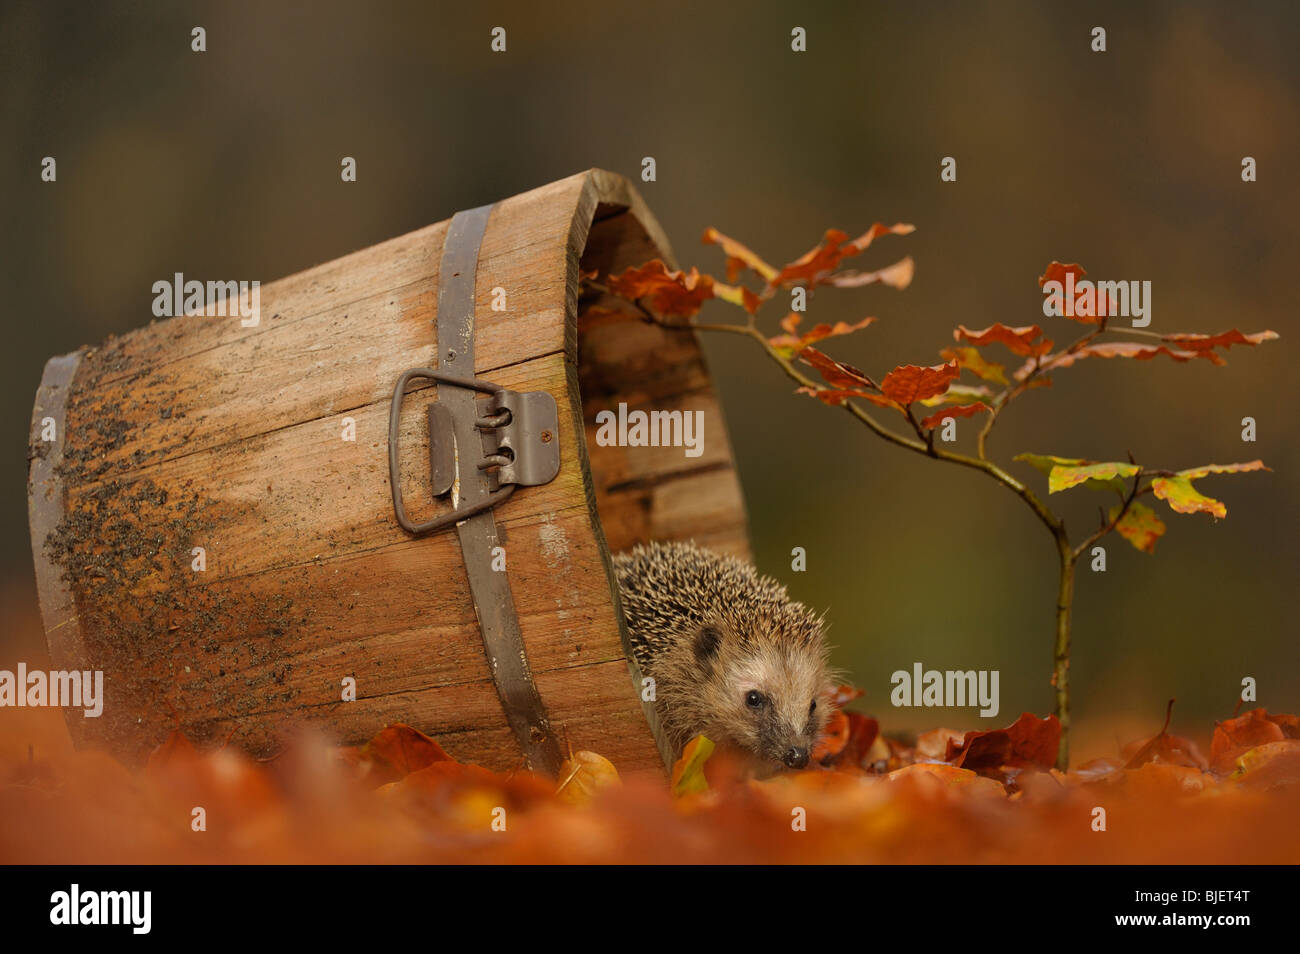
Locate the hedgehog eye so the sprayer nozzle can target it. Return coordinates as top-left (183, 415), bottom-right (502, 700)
top-left (809, 699), bottom-right (817, 714)
top-left (745, 690), bottom-right (766, 710)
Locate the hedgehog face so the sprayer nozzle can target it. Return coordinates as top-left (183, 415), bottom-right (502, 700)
top-left (702, 612), bottom-right (832, 772)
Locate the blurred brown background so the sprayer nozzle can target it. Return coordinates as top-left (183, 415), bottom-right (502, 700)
top-left (3, 0), bottom-right (1296, 751)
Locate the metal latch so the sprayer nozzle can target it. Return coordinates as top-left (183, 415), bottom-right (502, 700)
top-left (388, 367), bottom-right (560, 535)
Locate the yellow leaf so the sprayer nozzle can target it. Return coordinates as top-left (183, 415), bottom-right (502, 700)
top-left (555, 750), bottom-right (622, 805)
top-left (671, 735), bottom-right (715, 797)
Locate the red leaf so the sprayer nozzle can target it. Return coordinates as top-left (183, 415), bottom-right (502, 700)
top-left (799, 347), bottom-right (875, 390)
top-left (880, 361), bottom-right (960, 406)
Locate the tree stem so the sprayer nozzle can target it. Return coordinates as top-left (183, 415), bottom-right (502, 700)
top-left (1053, 533), bottom-right (1075, 771)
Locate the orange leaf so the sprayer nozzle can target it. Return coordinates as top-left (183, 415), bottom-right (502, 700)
top-left (702, 227), bottom-right (778, 283)
top-left (1045, 342), bottom-right (1225, 369)
top-left (920, 401), bottom-right (990, 429)
top-left (823, 256), bottom-right (915, 290)
top-left (1162, 329), bottom-right (1279, 351)
top-left (954, 323), bottom-right (1053, 357)
top-left (1211, 708), bottom-right (1286, 774)
top-left (555, 750), bottom-right (622, 805)
top-left (880, 361), bottom-right (960, 406)
top-left (606, 260), bottom-right (715, 318)
top-left (799, 347), bottom-right (876, 391)
top-left (770, 314), bottom-right (875, 354)
top-left (812, 709), bottom-right (851, 763)
top-left (361, 723), bottom-right (455, 784)
top-left (1110, 501), bottom-right (1167, 553)
top-left (770, 223), bottom-right (914, 287)
top-left (944, 713), bottom-right (1061, 775)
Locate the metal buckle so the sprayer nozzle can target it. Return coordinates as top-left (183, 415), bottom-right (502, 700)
top-left (388, 367), bottom-right (560, 536)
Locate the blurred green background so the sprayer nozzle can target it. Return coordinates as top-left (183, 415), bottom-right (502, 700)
top-left (3, 0), bottom-right (1296, 752)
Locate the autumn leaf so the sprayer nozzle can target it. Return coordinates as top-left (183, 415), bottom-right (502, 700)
top-left (769, 313), bottom-right (875, 356)
top-left (1123, 701), bottom-right (1208, 770)
top-left (1044, 341), bottom-right (1225, 369)
top-left (919, 383), bottom-right (994, 407)
top-left (1211, 708), bottom-right (1287, 774)
top-left (702, 227), bottom-right (778, 283)
top-left (799, 346), bottom-right (876, 390)
top-left (812, 709), bottom-right (851, 763)
top-left (712, 280), bottom-right (762, 314)
top-left (829, 684), bottom-right (865, 707)
top-left (358, 723), bottom-right (455, 786)
top-left (1110, 500), bottom-right (1167, 553)
top-left (672, 735), bottom-right (715, 797)
top-left (1151, 460), bottom-right (1270, 518)
top-left (1162, 329), bottom-right (1279, 352)
top-left (1013, 453), bottom-right (1130, 494)
top-left (555, 750), bottom-right (622, 805)
top-left (1037, 261), bottom-right (1122, 324)
top-left (1047, 461), bottom-right (1140, 494)
top-left (940, 346), bottom-right (1008, 385)
top-left (606, 260), bottom-right (715, 318)
top-left (943, 713), bottom-right (1061, 776)
top-left (1229, 741), bottom-right (1300, 789)
top-left (954, 323), bottom-right (1053, 357)
top-left (823, 256), bottom-right (915, 290)
top-left (920, 401), bottom-right (990, 429)
top-left (769, 223), bottom-right (915, 287)
top-left (880, 360), bottom-right (960, 406)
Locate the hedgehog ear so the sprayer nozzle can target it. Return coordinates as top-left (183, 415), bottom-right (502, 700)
top-left (694, 624), bottom-right (722, 665)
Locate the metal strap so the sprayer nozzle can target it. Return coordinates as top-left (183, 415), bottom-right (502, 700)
top-left (435, 206), bottom-right (563, 776)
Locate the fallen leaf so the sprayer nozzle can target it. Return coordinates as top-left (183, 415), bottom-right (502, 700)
top-left (556, 751), bottom-right (622, 805)
top-left (672, 735), bottom-right (715, 797)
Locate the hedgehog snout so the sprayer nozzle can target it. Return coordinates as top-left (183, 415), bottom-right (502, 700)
top-left (782, 746), bottom-right (810, 769)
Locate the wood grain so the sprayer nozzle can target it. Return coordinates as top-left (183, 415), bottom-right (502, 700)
top-left (29, 169), bottom-right (749, 777)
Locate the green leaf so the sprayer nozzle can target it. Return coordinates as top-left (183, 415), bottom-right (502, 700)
top-left (1013, 453), bottom-right (1134, 494)
top-left (1049, 461), bottom-right (1139, 494)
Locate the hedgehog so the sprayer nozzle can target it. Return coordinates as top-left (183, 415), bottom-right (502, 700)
top-left (612, 540), bottom-right (834, 772)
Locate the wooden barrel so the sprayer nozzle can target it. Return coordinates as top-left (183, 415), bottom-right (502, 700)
top-left (26, 169), bottom-right (750, 776)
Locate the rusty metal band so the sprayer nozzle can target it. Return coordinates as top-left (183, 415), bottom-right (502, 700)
top-left (435, 205), bottom-right (563, 776)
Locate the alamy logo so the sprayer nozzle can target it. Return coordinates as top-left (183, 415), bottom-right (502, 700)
top-left (0, 664), bottom-right (103, 717)
top-left (891, 662), bottom-right (1000, 718)
top-left (1041, 270), bottom-right (1151, 327)
top-left (152, 272), bottom-right (261, 327)
top-left (50, 884), bottom-right (151, 934)
top-left (593, 402), bottom-right (704, 458)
